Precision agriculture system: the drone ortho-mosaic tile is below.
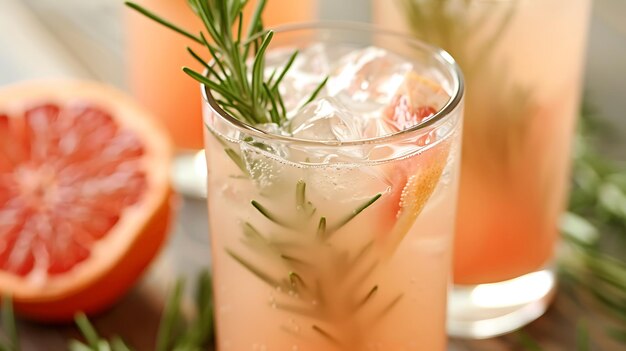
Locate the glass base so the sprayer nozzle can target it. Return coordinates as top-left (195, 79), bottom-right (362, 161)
top-left (447, 267), bottom-right (557, 339)
top-left (171, 150), bottom-right (207, 198)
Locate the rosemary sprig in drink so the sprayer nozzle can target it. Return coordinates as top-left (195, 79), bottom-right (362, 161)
top-left (125, 0), bottom-right (327, 126)
top-left (224, 180), bottom-right (406, 348)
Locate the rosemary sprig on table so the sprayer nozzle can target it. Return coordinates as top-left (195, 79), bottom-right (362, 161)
top-left (557, 105), bottom-right (626, 345)
top-left (69, 313), bottom-right (133, 351)
top-left (0, 297), bottom-right (19, 351)
top-left (126, 0), bottom-right (327, 126)
top-left (68, 271), bottom-right (214, 351)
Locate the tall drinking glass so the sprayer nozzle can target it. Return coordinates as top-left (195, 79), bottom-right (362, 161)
top-left (202, 24), bottom-right (464, 351)
top-left (374, 0), bottom-right (592, 337)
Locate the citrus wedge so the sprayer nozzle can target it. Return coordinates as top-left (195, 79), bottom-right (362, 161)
top-left (377, 72), bottom-right (451, 256)
top-left (0, 80), bottom-right (173, 321)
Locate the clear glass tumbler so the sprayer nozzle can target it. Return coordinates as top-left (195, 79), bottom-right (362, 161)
top-left (374, 0), bottom-right (592, 338)
top-left (202, 24), bottom-right (464, 351)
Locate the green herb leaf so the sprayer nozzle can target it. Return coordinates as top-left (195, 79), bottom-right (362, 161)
top-left (301, 76), bottom-right (329, 108)
top-left (124, 2), bottom-right (202, 44)
top-left (74, 313), bottom-right (100, 349)
top-left (226, 248), bottom-right (280, 287)
top-left (354, 285), bottom-right (378, 310)
top-left (329, 193), bottom-right (382, 234)
top-left (1, 296), bottom-right (19, 351)
top-left (251, 200), bottom-right (296, 228)
top-left (155, 279), bottom-right (185, 351)
top-left (517, 331), bottom-right (545, 351)
top-left (316, 216), bottom-right (327, 239)
top-left (576, 321), bottom-right (590, 351)
top-left (312, 325), bottom-right (341, 346)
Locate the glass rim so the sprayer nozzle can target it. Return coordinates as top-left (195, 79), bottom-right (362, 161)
top-left (201, 21), bottom-right (464, 147)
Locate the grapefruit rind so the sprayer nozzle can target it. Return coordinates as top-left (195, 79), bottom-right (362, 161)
top-left (0, 80), bottom-right (173, 320)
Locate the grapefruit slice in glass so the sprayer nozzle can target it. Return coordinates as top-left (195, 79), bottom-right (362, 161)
top-left (0, 80), bottom-right (173, 321)
top-left (376, 72), bottom-right (452, 256)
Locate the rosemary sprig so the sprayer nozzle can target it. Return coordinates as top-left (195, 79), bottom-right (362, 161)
top-left (126, 0), bottom-right (327, 126)
top-left (557, 106), bottom-right (626, 345)
top-left (69, 313), bottom-right (132, 351)
top-left (229, 179), bottom-right (402, 347)
top-left (67, 272), bottom-right (215, 351)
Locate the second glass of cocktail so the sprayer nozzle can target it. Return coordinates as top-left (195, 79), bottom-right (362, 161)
top-left (374, 0), bottom-right (591, 338)
top-left (203, 23), bottom-right (463, 350)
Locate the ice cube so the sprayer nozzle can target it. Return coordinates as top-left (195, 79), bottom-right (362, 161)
top-left (328, 47), bottom-right (413, 108)
top-left (266, 44), bottom-right (332, 116)
top-left (305, 165), bottom-right (389, 204)
top-left (362, 116), bottom-right (397, 139)
top-left (288, 97), bottom-right (364, 142)
top-left (255, 122), bottom-right (290, 136)
top-left (291, 43), bottom-right (332, 77)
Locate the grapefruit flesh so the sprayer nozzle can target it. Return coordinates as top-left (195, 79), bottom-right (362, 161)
top-left (383, 71), bottom-right (449, 132)
top-left (0, 80), bottom-right (172, 321)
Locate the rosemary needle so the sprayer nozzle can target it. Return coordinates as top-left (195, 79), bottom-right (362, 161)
top-left (1, 297), bottom-right (19, 351)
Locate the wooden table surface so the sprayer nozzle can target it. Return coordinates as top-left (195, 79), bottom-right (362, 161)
top-left (0, 1), bottom-right (623, 350)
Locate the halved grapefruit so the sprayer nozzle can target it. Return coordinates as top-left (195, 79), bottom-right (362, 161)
top-left (376, 72), bottom-right (452, 255)
top-left (0, 80), bottom-right (173, 321)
